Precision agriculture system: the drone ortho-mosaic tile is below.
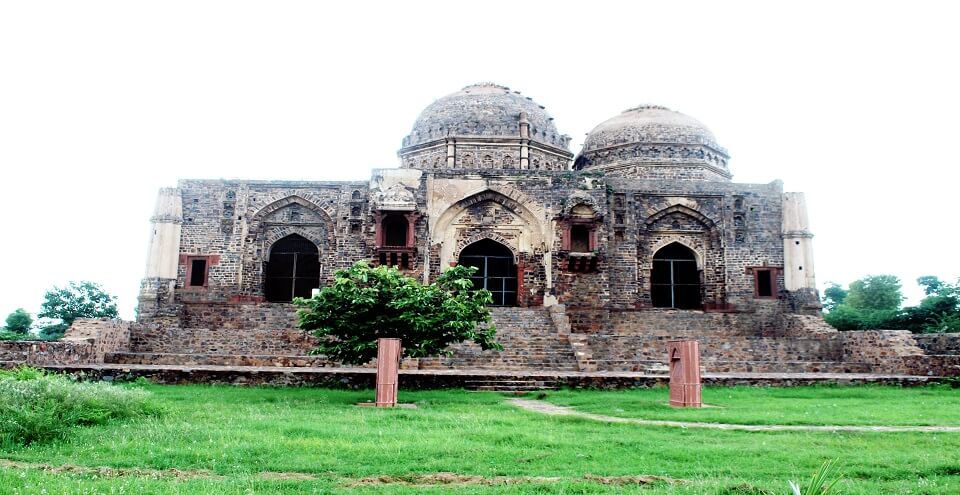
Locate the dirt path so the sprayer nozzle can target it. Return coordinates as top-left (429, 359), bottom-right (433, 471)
top-left (0, 458), bottom-right (676, 486)
top-left (509, 399), bottom-right (960, 433)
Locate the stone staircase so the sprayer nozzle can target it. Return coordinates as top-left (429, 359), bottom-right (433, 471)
top-left (418, 307), bottom-right (580, 371)
top-left (576, 310), bottom-right (866, 373)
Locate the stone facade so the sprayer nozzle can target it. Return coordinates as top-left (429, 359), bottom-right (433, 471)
top-left (114, 82), bottom-right (947, 377)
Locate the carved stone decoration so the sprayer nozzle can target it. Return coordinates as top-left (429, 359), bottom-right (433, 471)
top-left (374, 183), bottom-right (417, 212)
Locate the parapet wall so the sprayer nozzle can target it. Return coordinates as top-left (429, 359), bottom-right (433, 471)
top-left (130, 325), bottom-right (317, 355)
top-left (0, 319), bottom-right (131, 366)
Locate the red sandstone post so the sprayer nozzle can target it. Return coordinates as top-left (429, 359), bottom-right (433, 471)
top-left (375, 338), bottom-right (402, 408)
top-left (667, 340), bottom-right (702, 408)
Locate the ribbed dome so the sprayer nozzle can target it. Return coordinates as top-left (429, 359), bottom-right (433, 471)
top-left (576, 105), bottom-right (731, 181)
top-left (582, 105), bottom-right (722, 153)
top-left (402, 83), bottom-right (567, 149)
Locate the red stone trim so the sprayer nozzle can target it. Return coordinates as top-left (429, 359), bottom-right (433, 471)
top-left (181, 255), bottom-right (220, 289)
top-left (746, 266), bottom-right (781, 299)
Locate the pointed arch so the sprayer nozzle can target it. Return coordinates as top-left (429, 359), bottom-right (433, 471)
top-left (651, 242), bottom-right (701, 309)
top-left (645, 204), bottom-right (718, 231)
top-left (252, 195), bottom-right (335, 226)
top-left (458, 238), bottom-right (518, 306)
top-left (648, 237), bottom-right (704, 269)
top-left (264, 234), bottom-right (321, 302)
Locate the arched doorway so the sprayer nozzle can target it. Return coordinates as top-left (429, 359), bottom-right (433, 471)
top-left (458, 239), bottom-right (517, 306)
top-left (264, 234), bottom-right (320, 302)
top-left (651, 242), bottom-right (701, 309)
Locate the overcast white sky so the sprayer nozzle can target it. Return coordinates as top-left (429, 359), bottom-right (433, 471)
top-left (1, 1), bottom-right (958, 320)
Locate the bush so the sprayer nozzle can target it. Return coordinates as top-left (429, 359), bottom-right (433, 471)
top-left (823, 305), bottom-right (900, 331)
top-left (0, 367), bottom-right (162, 447)
top-left (0, 330), bottom-right (26, 341)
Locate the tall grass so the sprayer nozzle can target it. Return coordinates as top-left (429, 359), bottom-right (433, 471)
top-left (0, 367), bottom-right (161, 447)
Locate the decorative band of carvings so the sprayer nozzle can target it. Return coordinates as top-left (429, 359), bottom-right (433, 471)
top-left (580, 143), bottom-right (729, 169)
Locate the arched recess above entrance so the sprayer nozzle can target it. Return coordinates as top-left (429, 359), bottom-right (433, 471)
top-left (433, 187), bottom-right (546, 268)
top-left (645, 204), bottom-right (718, 232)
top-left (251, 195), bottom-right (336, 229)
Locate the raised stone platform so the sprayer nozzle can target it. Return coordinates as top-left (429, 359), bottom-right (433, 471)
top-left (32, 363), bottom-right (943, 389)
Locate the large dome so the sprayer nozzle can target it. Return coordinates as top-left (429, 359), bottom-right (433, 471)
top-left (402, 83), bottom-right (568, 149)
top-left (582, 105), bottom-right (721, 152)
top-left (577, 105), bottom-right (731, 181)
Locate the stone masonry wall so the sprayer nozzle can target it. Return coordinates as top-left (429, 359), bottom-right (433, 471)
top-left (913, 333), bottom-right (960, 355)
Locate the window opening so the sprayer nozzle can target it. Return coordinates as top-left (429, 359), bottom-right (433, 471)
top-left (382, 215), bottom-right (409, 247)
top-left (264, 234), bottom-right (320, 302)
top-left (756, 269), bottom-right (775, 298)
top-left (650, 243), bottom-right (700, 309)
top-left (188, 259), bottom-right (207, 287)
top-left (570, 225), bottom-right (591, 253)
top-left (458, 239), bottom-right (517, 306)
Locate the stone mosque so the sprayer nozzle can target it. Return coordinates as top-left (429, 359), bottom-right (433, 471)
top-left (117, 82), bottom-right (946, 376)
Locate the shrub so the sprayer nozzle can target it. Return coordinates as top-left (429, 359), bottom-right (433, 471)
top-left (0, 367), bottom-right (162, 446)
top-left (789, 459), bottom-right (843, 494)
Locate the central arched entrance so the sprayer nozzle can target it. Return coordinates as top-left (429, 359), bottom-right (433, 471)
top-left (458, 239), bottom-right (517, 306)
top-left (264, 234), bottom-right (320, 302)
top-left (651, 242), bottom-right (701, 309)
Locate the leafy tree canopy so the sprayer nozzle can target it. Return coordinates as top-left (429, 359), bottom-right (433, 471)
top-left (37, 282), bottom-right (118, 339)
top-left (824, 275), bottom-right (960, 333)
top-left (4, 308), bottom-right (33, 335)
top-left (821, 283), bottom-right (847, 312)
top-left (295, 262), bottom-right (501, 365)
top-left (844, 275), bottom-right (903, 311)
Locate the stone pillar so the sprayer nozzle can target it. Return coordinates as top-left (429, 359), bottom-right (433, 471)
top-left (782, 192), bottom-right (816, 291)
top-left (519, 112), bottom-right (530, 169)
top-left (446, 139), bottom-right (456, 168)
top-left (375, 338), bottom-right (402, 407)
top-left (668, 340), bottom-right (702, 408)
top-left (138, 188), bottom-right (182, 321)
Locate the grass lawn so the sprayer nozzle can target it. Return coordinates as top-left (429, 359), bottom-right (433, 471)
top-left (0, 384), bottom-right (958, 494)
top-left (541, 385), bottom-right (960, 426)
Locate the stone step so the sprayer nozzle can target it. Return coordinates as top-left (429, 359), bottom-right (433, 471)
top-left (468, 385), bottom-right (559, 392)
top-left (592, 359), bottom-right (873, 374)
top-left (106, 352), bottom-right (336, 368)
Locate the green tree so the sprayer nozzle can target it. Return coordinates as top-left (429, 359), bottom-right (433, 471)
top-left (917, 275), bottom-right (946, 296)
top-left (4, 308), bottom-right (33, 335)
top-left (37, 281), bottom-right (118, 340)
top-left (295, 262), bottom-right (500, 365)
top-left (844, 275), bottom-right (903, 311)
top-left (898, 276), bottom-right (960, 333)
top-left (821, 283), bottom-right (847, 312)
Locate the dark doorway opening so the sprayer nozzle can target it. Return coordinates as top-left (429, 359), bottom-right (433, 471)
top-left (382, 214), bottom-right (409, 247)
top-left (651, 242), bottom-right (701, 309)
top-left (458, 239), bottom-right (517, 306)
top-left (264, 234), bottom-right (320, 302)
